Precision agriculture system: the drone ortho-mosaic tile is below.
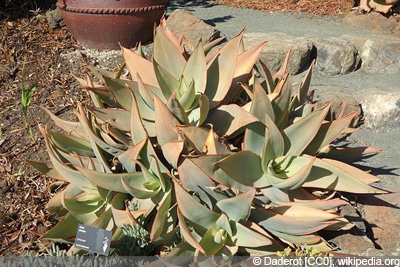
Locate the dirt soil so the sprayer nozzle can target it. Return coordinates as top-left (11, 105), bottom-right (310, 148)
top-left (1, 0), bottom-right (399, 256)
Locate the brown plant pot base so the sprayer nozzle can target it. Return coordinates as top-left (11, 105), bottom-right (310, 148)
top-left (57, 0), bottom-right (169, 50)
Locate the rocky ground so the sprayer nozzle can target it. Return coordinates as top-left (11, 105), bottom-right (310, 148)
top-left (1, 0), bottom-right (399, 256)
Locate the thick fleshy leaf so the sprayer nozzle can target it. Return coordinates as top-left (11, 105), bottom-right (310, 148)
top-left (129, 90), bottom-right (149, 144)
top-left (183, 42), bottom-right (207, 94)
top-left (121, 175), bottom-right (161, 199)
top-left (271, 74), bottom-right (291, 129)
top-left (40, 125), bottom-right (94, 189)
top-left (198, 215), bottom-right (230, 255)
top-left (304, 157), bottom-right (383, 193)
top-left (178, 159), bottom-right (215, 194)
top-left (90, 207), bottom-right (113, 230)
top-left (153, 26), bottom-right (186, 80)
top-left (167, 91), bottom-right (189, 124)
top-left (154, 96), bottom-right (180, 146)
top-left (197, 93), bottom-right (210, 126)
top-left (205, 32), bottom-right (242, 108)
top-left (161, 141), bottom-right (184, 169)
top-left (230, 221), bottom-right (272, 248)
top-left (222, 41), bottom-right (267, 104)
top-left (290, 62), bottom-right (314, 111)
top-left (273, 49), bottom-right (291, 81)
top-left (267, 228), bottom-right (322, 246)
top-left (46, 187), bottom-right (67, 214)
top-left (103, 76), bottom-right (132, 111)
top-left (26, 160), bottom-right (65, 181)
top-left (205, 104), bottom-right (258, 137)
top-left (177, 125), bottom-right (231, 155)
top-left (105, 124), bottom-right (131, 146)
top-left (303, 112), bottom-right (358, 155)
top-left (243, 122), bottom-right (265, 156)
top-left (215, 151), bottom-right (269, 188)
top-left (76, 106), bottom-right (116, 173)
top-left (49, 131), bottom-right (94, 156)
top-left (75, 166), bottom-right (160, 198)
top-left (322, 146), bottom-right (381, 163)
top-left (178, 158), bottom-right (218, 209)
top-left (77, 103), bottom-right (124, 155)
top-left (42, 212), bottom-right (81, 240)
top-left (87, 106), bottom-right (131, 132)
top-left (262, 114), bottom-right (285, 166)
top-left (177, 209), bottom-right (205, 255)
top-left (42, 107), bottom-right (86, 138)
top-left (243, 80), bottom-right (276, 155)
top-left (177, 80), bottom-right (197, 111)
top-left (271, 205), bottom-right (341, 223)
top-left (202, 126), bottom-right (218, 155)
top-left (86, 65), bottom-right (117, 80)
top-left (234, 41), bottom-right (267, 80)
top-left (282, 103), bottom-right (330, 156)
top-left (116, 139), bottom-right (147, 172)
top-left (121, 46), bottom-right (158, 88)
top-left (203, 36), bottom-right (225, 54)
top-left (153, 59), bottom-right (180, 100)
top-left (216, 189), bottom-right (255, 221)
top-left (264, 156), bottom-right (315, 190)
top-left (159, 18), bottom-right (186, 54)
top-left (250, 79), bottom-right (275, 123)
top-left (260, 187), bottom-right (347, 210)
top-left (174, 180), bottom-right (219, 232)
top-left (150, 189), bottom-right (173, 241)
top-left (61, 186), bottom-right (104, 214)
top-left (251, 207), bottom-right (336, 236)
top-left (43, 211), bottom-right (100, 240)
top-left (136, 74), bottom-right (154, 110)
top-left (258, 59), bottom-right (275, 95)
top-left (83, 86), bottom-right (120, 109)
top-left (111, 193), bottom-right (133, 227)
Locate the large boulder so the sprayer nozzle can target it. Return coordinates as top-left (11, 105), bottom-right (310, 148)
top-left (166, 9), bottom-right (221, 46)
top-left (311, 37), bottom-right (360, 75)
top-left (355, 87), bottom-right (400, 131)
top-left (342, 34), bottom-right (400, 74)
top-left (243, 32), bottom-right (313, 74)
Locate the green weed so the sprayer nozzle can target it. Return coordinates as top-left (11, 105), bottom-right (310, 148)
top-left (21, 59), bottom-right (37, 140)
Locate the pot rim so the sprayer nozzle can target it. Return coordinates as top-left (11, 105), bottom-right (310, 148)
top-left (56, 0), bottom-right (169, 14)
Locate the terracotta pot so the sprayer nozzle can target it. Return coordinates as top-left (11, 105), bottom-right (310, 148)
top-left (57, 0), bottom-right (170, 50)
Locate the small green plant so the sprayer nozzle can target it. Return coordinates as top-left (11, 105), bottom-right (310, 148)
top-left (21, 58), bottom-right (37, 140)
top-left (29, 18), bottom-right (383, 258)
top-left (277, 246), bottom-right (333, 257)
top-left (45, 243), bottom-right (67, 256)
top-left (116, 221), bottom-right (155, 256)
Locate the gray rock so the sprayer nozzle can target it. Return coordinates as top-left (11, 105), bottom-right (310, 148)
top-left (243, 32), bottom-right (313, 74)
top-left (166, 9), bottom-right (220, 47)
top-left (355, 87), bottom-right (400, 131)
top-left (311, 37), bottom-right (360, 75)
top-left (342, 34), bottom-right (400, 74)
top-left (46, 8), bottom-right (65, 29)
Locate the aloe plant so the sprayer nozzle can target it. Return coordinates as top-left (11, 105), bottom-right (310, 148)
top-left (29, 18), bottom-right (383, 257)
top-left (359, 0), bottom-right (399, 13)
